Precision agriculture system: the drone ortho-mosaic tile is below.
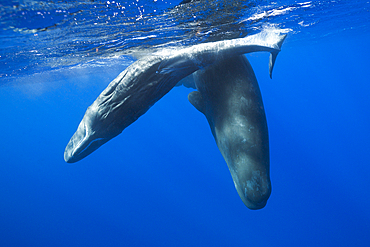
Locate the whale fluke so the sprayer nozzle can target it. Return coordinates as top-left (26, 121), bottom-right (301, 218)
top-left (269, 34), bottom-right (287, 78)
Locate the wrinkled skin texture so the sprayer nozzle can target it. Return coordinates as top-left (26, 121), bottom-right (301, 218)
top-left (188, 55), bottom-right (271, 209)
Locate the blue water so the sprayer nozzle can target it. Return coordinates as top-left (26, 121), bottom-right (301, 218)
top-left (1, 0), bottom-right (370, 246)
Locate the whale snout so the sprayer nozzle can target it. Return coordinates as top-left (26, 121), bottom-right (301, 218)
top-left (64, 119), bottom-right (108, 163)
top-left (231, 166), bottom-right (271, 210)
top-left (242, 176), bottom-right (271, 210)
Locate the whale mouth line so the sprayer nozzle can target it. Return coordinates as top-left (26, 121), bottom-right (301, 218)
top-left (74, 137), bottom-right (107, 158)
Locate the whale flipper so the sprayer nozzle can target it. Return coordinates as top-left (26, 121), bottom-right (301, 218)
top-left (188, 91), bottom-right (206, 114)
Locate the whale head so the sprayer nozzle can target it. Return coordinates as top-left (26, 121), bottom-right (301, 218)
top-left (64, 103), bottom-right (120, 163)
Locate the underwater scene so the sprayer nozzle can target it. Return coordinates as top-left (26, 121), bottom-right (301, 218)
top-left (1, 0), bottom-right (369, 246)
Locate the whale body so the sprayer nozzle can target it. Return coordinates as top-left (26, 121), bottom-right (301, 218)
top-left (188, 55), bottom-right (271, 209)
top-left (64, 30), bottom-right (286, 165)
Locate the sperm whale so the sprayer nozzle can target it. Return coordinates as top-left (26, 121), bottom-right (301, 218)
top-left (64, 30), bottom-right (286, 168)
top-left (188, 55), bottom-right (272, 209)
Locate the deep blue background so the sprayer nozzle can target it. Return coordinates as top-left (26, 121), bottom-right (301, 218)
top-left (1, 9), bottom-right (370, 247)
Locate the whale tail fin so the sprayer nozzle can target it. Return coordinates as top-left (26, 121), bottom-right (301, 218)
top-left (269, 34), bottom-right (287, 79)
